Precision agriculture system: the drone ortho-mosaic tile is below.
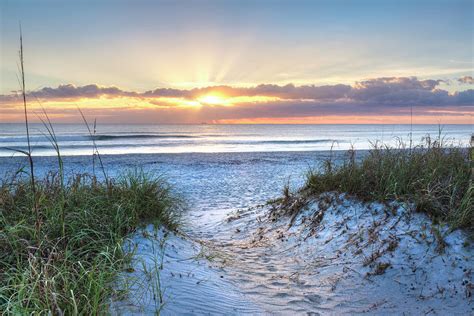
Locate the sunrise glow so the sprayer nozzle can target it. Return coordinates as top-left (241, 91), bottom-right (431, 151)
top-left (0, 1), bottom-right (471, 124)
top-left (198, 95), bottom-right (229, 106)
top-left (1, 2), bottom-right (473, 315)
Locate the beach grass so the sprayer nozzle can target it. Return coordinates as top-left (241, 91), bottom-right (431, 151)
top-left (304, 135), bottom-right (473, 229)
top-left (0, 170), bottom-right (180, 314)
top-left (0, 83), bottom-right (180, 314)
top-left (0, 30), bottom-right (182, 314)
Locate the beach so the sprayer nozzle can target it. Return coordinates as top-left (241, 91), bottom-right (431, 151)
top-left (1, 0), bottom-right (472, 313)
top-left (1, 124), bottom-right (472, 314)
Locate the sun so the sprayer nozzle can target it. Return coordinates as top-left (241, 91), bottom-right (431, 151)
top-left (198, 95), bottom-right (228, 105)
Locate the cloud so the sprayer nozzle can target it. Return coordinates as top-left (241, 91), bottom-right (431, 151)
top-left (350, 77), bottom-right (450, 106)
top-left (246, 83), bottom-right (352, 100)
top-left (458, 76), bottom-right (474, 85)
top-left (0, 84), bottom-right (138, 103)
top-left (140, 83), bottom-right (352, 100)
top-left (0, 77), bottom-right (454, 104)
top-left (142, 87), bottom-right (191, 98)
top-left (456, 89), bottom-right (474, 104)
top-left (33, 84), bottom-right (137, 99)
top-left (0, 77), bottom-right (472, 123)
top-left (356, 77), bottom-right (443, 90)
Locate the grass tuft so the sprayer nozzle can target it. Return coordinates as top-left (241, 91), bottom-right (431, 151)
top-left (0, 170), bottom-right (181, 314)
top-left (304, 135), bottom-right (473, 229)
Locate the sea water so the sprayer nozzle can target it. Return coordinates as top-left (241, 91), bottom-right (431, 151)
top-left (0, 124), bottom-right (471, 157)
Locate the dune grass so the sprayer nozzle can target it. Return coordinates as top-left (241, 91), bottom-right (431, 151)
top-left (304, 135), bottom-right (473, 229)
top-left (0, 170), bottom-right (180, 314)
top-left (0, 30), bottom-right (183, 314)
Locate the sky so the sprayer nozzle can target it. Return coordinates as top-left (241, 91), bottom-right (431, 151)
top-left (0, 0), bottom-right (473, 124)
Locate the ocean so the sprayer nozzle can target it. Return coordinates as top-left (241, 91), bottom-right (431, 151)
top-left (0, 124), bottom-right (471, 157)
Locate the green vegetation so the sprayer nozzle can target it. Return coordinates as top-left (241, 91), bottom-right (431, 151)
top-left (0, 31), bottom-right (181, 314)
top-left (0, 170), bottom-right (180, 314)
top-left (304, 135), bottom-right (473, 229)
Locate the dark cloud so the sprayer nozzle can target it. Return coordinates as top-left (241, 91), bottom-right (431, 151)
top-left (31, 84), bottom-right (138, 99)
top-left (140, 83), bottom-right (352, 100)
top-left (142, 87), bottom-right (191, 98)
top-left (456, 89), bottom-right (474, 104)
top-left (247, 83), bottom-right (351, 100)
top-left (458, 76), bottom-right (474, 85)
top-left (353, 77), bottom-right (443, 94)
top-left (0, 84), bottom-right (137, 102)
top-left (349, 77), bottom-right (450, 106)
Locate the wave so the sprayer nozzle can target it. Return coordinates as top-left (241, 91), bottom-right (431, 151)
top-left (0, 139), bottom-right (342, 151)
top-left (257, 139), bottom-right (340, 145)
top-left (0, 142), bottom-right (181, 152)
top-left (0, 134), bottom-right (200, 143)
top-left (0, 145), bottom-right (51, 152)
top-left (90, 134), bottom-right (197, 140)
